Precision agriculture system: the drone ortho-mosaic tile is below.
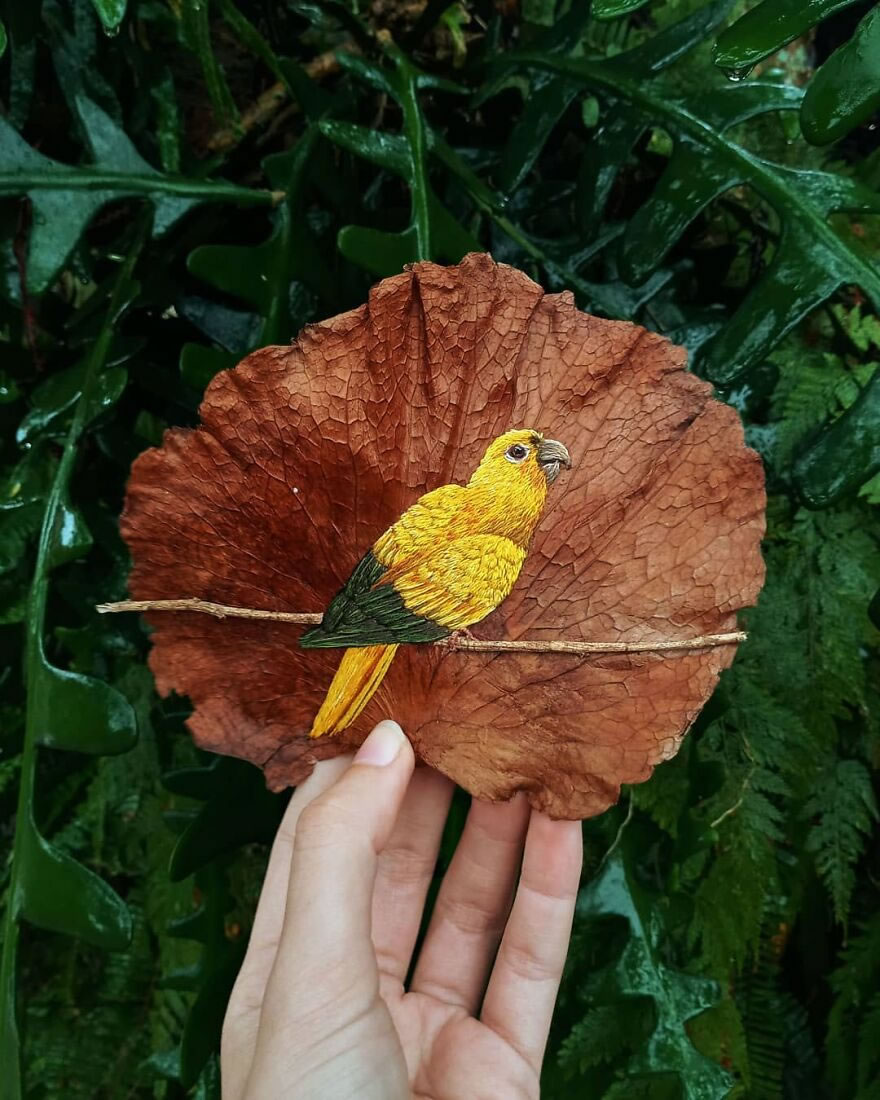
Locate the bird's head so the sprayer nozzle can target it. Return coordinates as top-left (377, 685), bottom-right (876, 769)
top-left (468, 429), bottom-right (572, 492)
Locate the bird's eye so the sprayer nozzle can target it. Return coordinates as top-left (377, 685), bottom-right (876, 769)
top-left (505, 443), bottom-right (529, 464)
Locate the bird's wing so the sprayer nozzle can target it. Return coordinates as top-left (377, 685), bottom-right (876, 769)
top-left (298, 547), bottom-right (451, 648)
top-left (299, 532), bottom-right (527, 649)
top-left (372, 484), bottom-right (466, 569)
top-left (299, 485), bottom-right (468, 649)
top-left (388, 534), bottom-right (527, 631)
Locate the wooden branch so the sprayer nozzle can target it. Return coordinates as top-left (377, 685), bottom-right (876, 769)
top-left (96, 599), bottom-right (746, 654)
top-left (97, 598), bottom-right (321, 624)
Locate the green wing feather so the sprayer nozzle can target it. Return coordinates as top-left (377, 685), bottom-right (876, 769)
top-left (299, 551), bottom-right (450, 648)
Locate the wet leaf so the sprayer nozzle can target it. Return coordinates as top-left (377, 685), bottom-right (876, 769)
top-left (326, 51), bottom-right (474, 269)
top-left (31, 653), bottom-right (136, 754)
top-left (121, 255), bottom-right (765, 819)
top-left (794, 370), bottom-right (880, 508)
top-left (0, 229), bottom-right (145, 1097)
top-left (713, 0), bottom-right (864, 75)
top-left (593, 0), bottom-right (652, 18)
top-left (492, 28), bottom-right (880, 382)
top-left (801, 4), bottom-right (880, 145)
top-left (167, 757), bottom-right (283, 881)
top-left (575, 852), bottom-right (732, 1098)
top-left (179, 0), bottom-right (238, 129)
top-left (166, 860), bottom-right (244, 1087)
top-left (17, 363), bottom-right (128, 443)
top-left (0, 96), bottom-right (272, 294)
top-left (180, 345), bottom-right (239, 392)
top-left (88, 0), bottom-right (127, 34)
top-left (17, 812), bottom-right (132, 947)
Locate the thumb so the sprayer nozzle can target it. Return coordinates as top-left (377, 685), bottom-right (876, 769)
top-left (271, 720), bottom-right (415, 978)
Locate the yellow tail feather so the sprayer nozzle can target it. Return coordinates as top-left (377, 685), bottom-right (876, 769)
top-left (309, 644), bottom-right (399, 738)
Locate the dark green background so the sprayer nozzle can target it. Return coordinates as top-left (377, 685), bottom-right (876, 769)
top-left (1, 0), bottom-right (879, 1097)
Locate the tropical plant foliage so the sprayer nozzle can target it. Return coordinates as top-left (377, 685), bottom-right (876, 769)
top-left (1, 1), bottom-right (878, 1098)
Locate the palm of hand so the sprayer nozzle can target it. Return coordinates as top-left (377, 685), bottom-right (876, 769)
top-left (383, 987), bottom-right (541, 1099)
top-left (222, 732), bottom-right (581, 1100)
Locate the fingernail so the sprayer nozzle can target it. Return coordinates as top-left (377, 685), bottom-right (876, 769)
top-left (354, 720), bottom-right (405, 767)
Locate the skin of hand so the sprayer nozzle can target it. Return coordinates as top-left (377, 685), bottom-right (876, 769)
top-left (221, 719), bottom-right (583, 1100)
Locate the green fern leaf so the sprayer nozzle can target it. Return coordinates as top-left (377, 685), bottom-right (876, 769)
top-left (803, 759), bottom-right (878, 924)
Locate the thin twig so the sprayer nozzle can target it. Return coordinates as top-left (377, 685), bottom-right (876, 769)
top-left (96, 599), bottom-right (322, 624)
top-left (599, 792), bottom-right (634, 869)
top-left (96, 599), bottom-right (747, 654)
top-left (709, 768), bottom-right (754, 829)
top-left (205, 49), bottom-right (343, 153)
top-left (710, 735), bottom-right (757, 829)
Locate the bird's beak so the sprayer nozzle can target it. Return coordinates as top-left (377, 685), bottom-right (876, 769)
top-left (537, 438), bottom-right (572, 484)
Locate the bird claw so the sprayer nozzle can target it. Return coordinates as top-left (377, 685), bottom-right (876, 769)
top-left (446, 627), bottom-right (477, 646)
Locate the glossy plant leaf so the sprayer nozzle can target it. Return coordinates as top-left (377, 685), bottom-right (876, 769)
top-left (713, 0), bottom-right (877, 144)
top-left (338, 224), bottom-right (420, 278)
top-left (575, 106), bottom-right (645, 235)
top-left (178, 0), bottom-right (238, 129)
top-left (16, 362), bottom-right (129, 445)
top-left (333, 52), bottom-right (672, 316)
top-left (181, 130), bottom-right (334, 385)
top-left (616, 84), bottom-right (803, 285)
top-left (618, 0), bottom-right (735, 73)
top-left (167, 757), bottom-right (284, 881)
top-left (17, 812), bottom-right (131, 945)
top-left (576, 853), bottom-right (731, 1098)
top-left (163, 758), bottom-right (281, 1085)
top-left (323, 115), bottom-right (630, 312)
top-left (794, 370), bottom-right (880, 508)
top-left (326, 48), bottom-right (472, 270)
top-left (88, 0), bottom-right (127, 34)
top-left (47, 491), bottom-right (93, 568)
top-left (0, 229), bottom-right (144, 1100)
top-left (179, 345), bottom-right (239, 392)
top-left (31, 654), bottom-right (137, 754)
top-left (319, 118), bottom-right (480, 270)
top-left (493, 1), bottom-right (728, 203)
top-left (492, 10), bottom-right (880, 382)
top-left (801, 4), bottom-right (880, 145)
top-left (713, 0), bottom-right (864, 77)
top-left (499, 74), bottom-right (581, 195)
top-left (593, 0), bottom-right (652, 19)
top-left (494, 4), bottom-right (594, 196)
top-left (0, 96), bottom-right (274, 294)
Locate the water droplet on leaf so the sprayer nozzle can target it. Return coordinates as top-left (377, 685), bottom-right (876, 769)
top-left (721, 65), bottom-right (753, 83)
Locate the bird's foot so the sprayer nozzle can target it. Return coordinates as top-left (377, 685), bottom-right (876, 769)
top-left (446, 627), bottom-right (478, 647)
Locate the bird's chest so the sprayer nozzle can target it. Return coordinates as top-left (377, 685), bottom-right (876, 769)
top-left (457, 483), bottom-right (544, 548)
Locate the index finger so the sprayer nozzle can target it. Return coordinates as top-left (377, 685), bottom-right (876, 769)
top-left (479, 813), bottom-right (582, 1074)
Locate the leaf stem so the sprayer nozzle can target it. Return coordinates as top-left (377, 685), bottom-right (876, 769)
top-left (0, 172), bottom-right (280, 205)
top-left (96, 599), bottom-right (746, 654)
top-left (394, 56), bottom-right (432, 261)
top-left (0, 225), bottom-right (147, 1095)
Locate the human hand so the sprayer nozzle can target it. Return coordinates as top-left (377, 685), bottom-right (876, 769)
top-left (221, 720), bottom-right (583, 1099)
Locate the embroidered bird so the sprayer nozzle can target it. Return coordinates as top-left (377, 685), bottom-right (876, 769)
top-left (300, 429), bottom-right (572, 738)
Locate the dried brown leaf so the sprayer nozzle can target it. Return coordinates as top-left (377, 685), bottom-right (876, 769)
top-left (121, 253), bottom-right (765, 819)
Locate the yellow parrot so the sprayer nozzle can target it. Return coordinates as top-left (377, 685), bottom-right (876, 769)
top-left (300, 429), bottom-right (572, 738)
